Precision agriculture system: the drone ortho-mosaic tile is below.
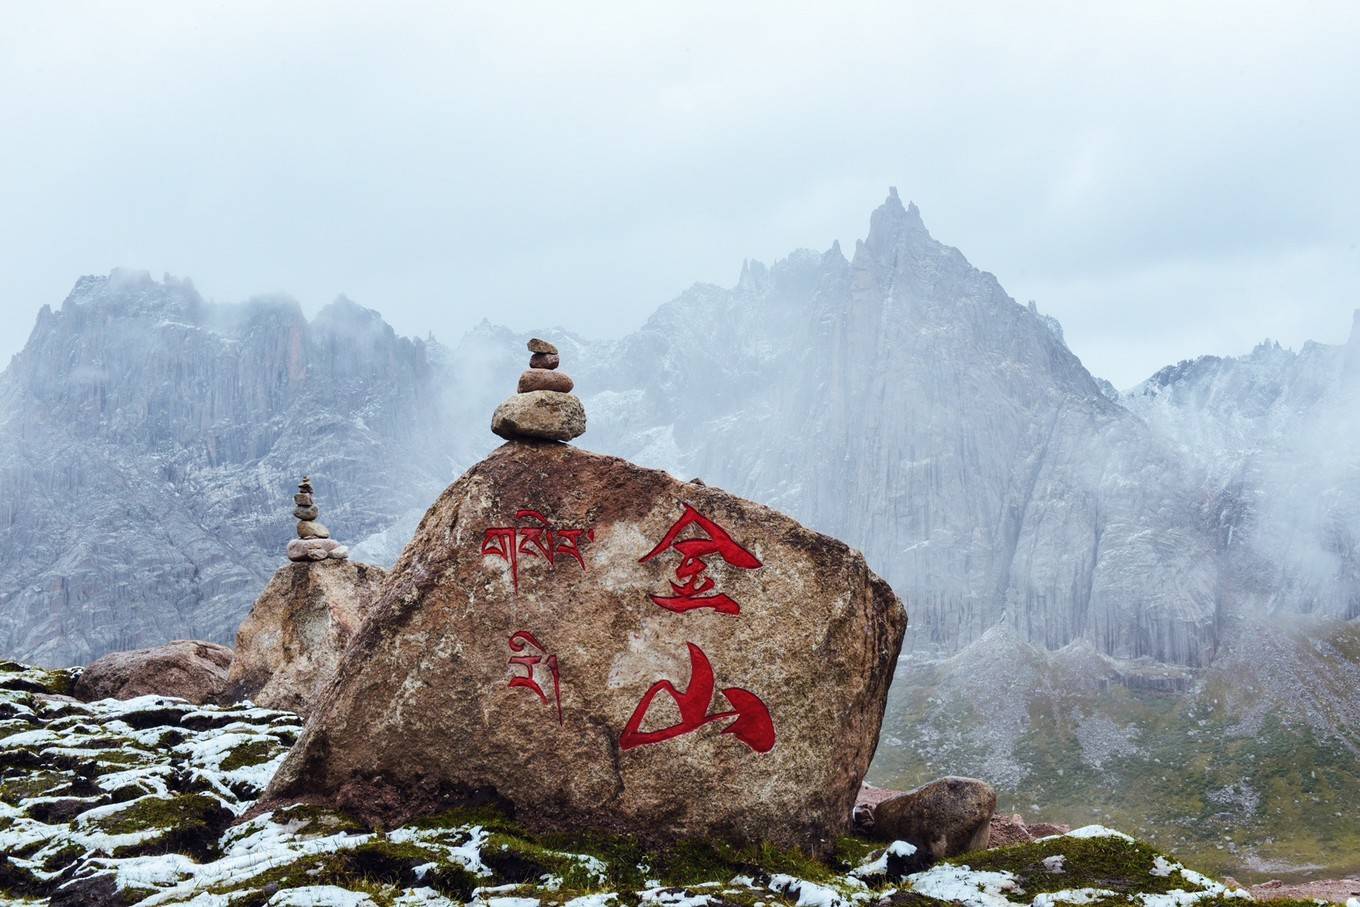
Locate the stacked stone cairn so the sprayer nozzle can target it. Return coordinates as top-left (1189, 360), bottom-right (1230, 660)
top-left (490, 338), bottom-right (587, 442)
top-left (285, 476), bottom-right (350, 562)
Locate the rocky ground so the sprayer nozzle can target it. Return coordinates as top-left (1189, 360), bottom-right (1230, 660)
top-left (4, 663), bottom-right (1348, 907)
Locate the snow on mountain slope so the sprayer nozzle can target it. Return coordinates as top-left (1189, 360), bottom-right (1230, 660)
top-left (0, 270), bottom-right (455, 665)
top-left (1124, 313), bottom-right (1360, 620)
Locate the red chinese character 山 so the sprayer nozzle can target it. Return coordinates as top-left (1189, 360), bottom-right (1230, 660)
top-left (507, 630), bottom-right (563, 724)
top-left (620, 643), bottom-right (774, 753)
top-left (638, 504), bottom-right (762, 614)
top-left (481, 510), bottom-right (594, 591)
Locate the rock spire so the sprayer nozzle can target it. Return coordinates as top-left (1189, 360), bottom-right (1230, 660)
top-left (285, 476), bottom-right (349, 562)
top-left (491, 337), bottom-right (586, 441)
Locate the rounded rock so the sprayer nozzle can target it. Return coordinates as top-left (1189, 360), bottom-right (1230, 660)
top-left (296, 520), bottom-right (331, 540)
top-left (287, 538), bottom-right (341, 561)
top-left (870, 776), bottom-right (996, 857)
top-left (293, 505), bottom-right (320, 521)
top-left (294, 493), bottom-right (314, 506)
top-left (517, 368), bottom-right (574, 394)
top-left (529, 352), bottom-right (560, 370)
top-left (491, 390), bottom-right (586, 442)
top-left (527, 337), bottom-right (558, 355)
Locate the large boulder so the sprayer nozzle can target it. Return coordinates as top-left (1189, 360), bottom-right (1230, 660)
top-left (869, 776), bottom-right (996, 858)
top-left (73, 640), bottom-right (233, 704)
top-left (263, 440), bottom-right (906, 854)
top-left (223, 560), bottom-right (386, 716)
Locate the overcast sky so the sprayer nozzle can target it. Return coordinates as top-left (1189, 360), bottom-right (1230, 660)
top-left (3, 2), bottom-right (1357, 387)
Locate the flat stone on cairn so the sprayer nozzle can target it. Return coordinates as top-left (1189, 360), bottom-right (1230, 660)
top-left (285, 477), bottom-right (349, 562)
top-left (492, 338), bottom-right (585, 442)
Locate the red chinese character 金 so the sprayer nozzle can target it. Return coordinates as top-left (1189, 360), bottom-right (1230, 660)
top-left (638, 504), bottom-right (762, 614)
top-left (482, 510), bottom-right (594, 591)
top-left (507, 630), bottom-right (563, 724)
top-left (620, 642), bottom-right (774, 753)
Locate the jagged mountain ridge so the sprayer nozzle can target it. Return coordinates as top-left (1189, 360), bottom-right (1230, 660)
top-left (0, 269), bottom-right (452, 665)
top-left (1123, 321), bottom-right (1360, 621)
top-left (0, 192), bottom-right (1354, 673)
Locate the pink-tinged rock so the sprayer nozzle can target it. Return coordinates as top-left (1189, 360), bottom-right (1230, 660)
top-left (73, 640), bottom-right (233, 705)
top-left (261, 440), bottom-right (906, 855)
top-left (517, 368), bottom-right (574, 393)
top-left (529, 352), bottom-right (560, 370)
top-left (527, 337), bottom-right (558, 355)
top-left (987, 813), bottom-right (1034, 847)
top-left (223, 559), bottom-right (386, 716)
top-left (287, 538), bottom-right (342, 562)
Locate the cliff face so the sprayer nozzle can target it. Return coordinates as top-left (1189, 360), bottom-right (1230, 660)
top-left (0, 269), bottom-right (451, 665)
top-left (1124, 322), bottom-right (1360, 622)
top-left (557, 192), bottom-right (1219, 666)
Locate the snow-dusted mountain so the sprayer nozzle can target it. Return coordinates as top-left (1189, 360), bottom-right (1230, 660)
top-left (0, 270), bottom-right (453, 665)
top-left (4, 191), bottom-right (1359, 875)
top-left (1123, 323), bottom-right (1360, 621)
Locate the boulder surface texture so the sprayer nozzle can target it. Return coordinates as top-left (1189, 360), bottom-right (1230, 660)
top-left (870, 776), bottom-right (997, 857)
top-left (73, 639), bottom-right (233, 704)
top-left (223, 560), bottom-right (386, 716)
top-left (264, 440), bottom-right (906, 854)
top-left (491, 390), bottom-right (586, 441)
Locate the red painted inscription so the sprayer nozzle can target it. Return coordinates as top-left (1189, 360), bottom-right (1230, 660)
top-left (482, 509), bottom-right (594, 591)
top-left (507, 630), bottom-right (563, 724)
top-left (638, 504), bottom-right (762, 614)
top-left (620, 642), bottom-right (774, 753)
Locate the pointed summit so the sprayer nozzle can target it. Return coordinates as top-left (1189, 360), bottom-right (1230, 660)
top-left (865, 187), bottom-right (929, 257)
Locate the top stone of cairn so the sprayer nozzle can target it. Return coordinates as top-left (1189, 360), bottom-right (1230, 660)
top-left (527, 337), bottom-right (558, 355)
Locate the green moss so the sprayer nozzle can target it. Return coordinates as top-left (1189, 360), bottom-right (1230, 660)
top-left (273, 802), bottom-right (367, 837)
top-left (0, 770), bottom-right (70, 803)
top-left (956, 835), bottom-right (1189, 896)
top-left (219, 739), bottom-right (277, 771)
top-left (94, 793), bottom-right (232, 860)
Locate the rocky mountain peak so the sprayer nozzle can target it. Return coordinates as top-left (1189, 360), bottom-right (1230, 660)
top-left (863, 187), bottom-right (930, 259)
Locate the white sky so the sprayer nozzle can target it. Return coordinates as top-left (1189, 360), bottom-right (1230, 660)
top-left (2, 1), bottom-right (1357, 387)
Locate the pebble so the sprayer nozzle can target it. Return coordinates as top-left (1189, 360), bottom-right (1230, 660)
top-left (530, 352), bottom-right (560, 370)
top-left (527, 338), bottom-right (558, 355)
top-left (293, 505), bottom-right (319, 521)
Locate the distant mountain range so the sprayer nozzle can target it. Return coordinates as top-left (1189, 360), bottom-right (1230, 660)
top-left (3, 190), bottom-right (1358, 877)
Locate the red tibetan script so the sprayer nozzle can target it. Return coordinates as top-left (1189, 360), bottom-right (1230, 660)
top-left (481, 509), bottom-right (594, 591)
top-left (507, 630), bottom-right (562, 724)
top-left (638, 504), bottom-right (762, 614)
top-left (620, 643), bottom-right (774, 753)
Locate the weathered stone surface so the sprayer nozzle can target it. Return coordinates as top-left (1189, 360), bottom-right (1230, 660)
top-left (294, 493), bottom-right (314, 507)
top-left (223, 559), bottom-right (386, 716)
top-left (73, 640), bottom-right (233, 704)
top-left (297, 520), bottom-right (331, 539)
top-left (530, 352), bottom-right (560, 370)
top-left (287, 538), bottom-right (343, 562)
top-left (263, 441), bottom-right (905, 854)
top-left (853, 783), bottom-right (906, 834)
top-left (871, 776), bottom-right (996, 857)
top-left (517, 368), bottom-right (574, 393)
top-left (293, 505), bottom-right (320, 521)
top-left (328, 545), bottom-right (350, 559)
top-left (527, 337), bottom-right (558, 355)
top-left (490, 390), bottom-right (586, 442)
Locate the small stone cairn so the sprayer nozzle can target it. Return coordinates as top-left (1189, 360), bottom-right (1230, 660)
top-left (490, 338), bottom-right (587, 442)
top-left (285, 476), bottom-right (350, 562)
